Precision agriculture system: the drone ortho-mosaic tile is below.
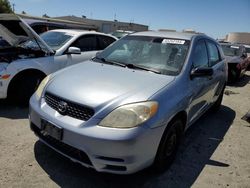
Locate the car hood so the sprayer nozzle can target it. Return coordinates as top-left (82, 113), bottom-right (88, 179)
top-left (46, 61), bottom-right (175, 114)
top-left (0, 14), bottom-right (53, 53)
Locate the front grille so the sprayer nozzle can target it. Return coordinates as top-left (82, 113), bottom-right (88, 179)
top-left (44, 92), bottom-right (95, 121)
top-left (30, 123), bottom-right (93, 166)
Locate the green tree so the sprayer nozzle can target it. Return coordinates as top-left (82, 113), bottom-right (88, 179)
top-left (0, 0), bottom-right (13, 13)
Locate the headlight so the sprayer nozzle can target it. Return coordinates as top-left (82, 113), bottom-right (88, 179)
top-left (35, 74), bottom-right (51, 98)
top-left (99, 101), bottom-right (158, 128)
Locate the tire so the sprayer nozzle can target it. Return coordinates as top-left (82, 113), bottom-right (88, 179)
top-left (9, 75), bottom-right (42, 106)
top-left (153, 119), bottom-right (184, 173)
top-left (211, 85), bottom-right (225, 112)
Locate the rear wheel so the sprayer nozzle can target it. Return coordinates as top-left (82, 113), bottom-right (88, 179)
top-left (153, 119), bottom-right (184, 173)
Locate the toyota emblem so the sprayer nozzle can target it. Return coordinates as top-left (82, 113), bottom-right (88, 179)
top-left (58, 101), bottom-right (68, 115)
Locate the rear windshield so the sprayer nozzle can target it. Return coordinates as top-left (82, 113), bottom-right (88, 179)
top-left (221, 45), bottom-right (241, 56)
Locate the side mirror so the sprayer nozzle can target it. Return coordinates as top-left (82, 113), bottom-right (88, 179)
top-left (190, 67), bottom-right (213, 79)
top-left (66, 47), bottom-right (81, 55)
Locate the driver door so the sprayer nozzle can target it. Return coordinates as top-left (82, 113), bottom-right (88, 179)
top-left (188, 39), bottom-right (212, 124)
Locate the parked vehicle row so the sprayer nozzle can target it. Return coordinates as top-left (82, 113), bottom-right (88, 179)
top-left (0, 14), bottom-right (248, 175)
top-left (0, 14), bottom-right (117, 104)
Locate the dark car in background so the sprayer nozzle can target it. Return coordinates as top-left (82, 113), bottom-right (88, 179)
top-left (220, 43), bottom-right (249, 81)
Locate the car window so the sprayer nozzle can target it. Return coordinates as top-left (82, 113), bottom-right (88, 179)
top-left (206, 41), bottom-right (220, 66)
top-left (193, 40), bottom-right (208, 68)
top-left (98, 36), bottom-right (116, 50)
top-left (71, 35), bottom-right (97, 51)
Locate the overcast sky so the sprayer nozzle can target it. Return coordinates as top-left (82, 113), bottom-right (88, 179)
top-left (10, 0), bottom-right (250, 39)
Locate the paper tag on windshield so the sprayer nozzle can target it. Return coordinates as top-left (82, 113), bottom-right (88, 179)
top-left (162, 39), bottom-right (185, 45)
top-left (231, 46), bottom-right (239, 49)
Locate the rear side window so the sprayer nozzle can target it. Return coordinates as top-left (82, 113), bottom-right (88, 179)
top-left (98, 36), bottom-right (116, 50)
top-left (71, 35), bottom-right (97, 51)
top-left (206, 41), bottom-right (220, 66)
top-left (193, 40), bottom-right (208, 68)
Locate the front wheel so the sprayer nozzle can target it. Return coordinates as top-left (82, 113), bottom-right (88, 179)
top-left (153, 119), bottom-right (184, 173)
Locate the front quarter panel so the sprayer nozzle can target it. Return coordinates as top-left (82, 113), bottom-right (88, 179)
top-left (0, 56), bottom-right (57, 99)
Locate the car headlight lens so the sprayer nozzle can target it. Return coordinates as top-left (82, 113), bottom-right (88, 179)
top-left (35, 75), bottom-right (51, 99)
top-left (99, 101), bottom-right (158, 128)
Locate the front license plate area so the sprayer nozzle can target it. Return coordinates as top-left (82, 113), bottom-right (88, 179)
top-left (41, 119), bottom-right (63, 140)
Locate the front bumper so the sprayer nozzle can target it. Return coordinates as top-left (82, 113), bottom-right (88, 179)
top-left (29, 95), bottom-right (163, 174)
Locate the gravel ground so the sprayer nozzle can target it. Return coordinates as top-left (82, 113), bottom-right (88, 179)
top-left (0, 72), bottom-right (249, 188)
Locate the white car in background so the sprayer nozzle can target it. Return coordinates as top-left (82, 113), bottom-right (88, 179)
top-left (0, 14), bottom-right (117, 104)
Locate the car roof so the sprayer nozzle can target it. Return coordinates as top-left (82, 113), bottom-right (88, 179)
top-left (47, 29), bottom-right (116, 38)
top-left (130, 31), bottom-right (206, 40)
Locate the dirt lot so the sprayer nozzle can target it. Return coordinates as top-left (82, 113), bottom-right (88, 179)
top-left (0, 73), bottom-right (250, 188)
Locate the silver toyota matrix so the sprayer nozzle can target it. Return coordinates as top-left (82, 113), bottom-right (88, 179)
top-left (29, 31), bottom-right (227, 174)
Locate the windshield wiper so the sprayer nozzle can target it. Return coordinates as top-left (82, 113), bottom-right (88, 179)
top-left (93, 57), bottom-right (126, 68)
top-left (125, 63), bottom-right (161, 74)
top-left (93, 57), bottom-right (161, 74)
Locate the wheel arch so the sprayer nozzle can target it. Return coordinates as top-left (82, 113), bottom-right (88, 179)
top-left (152, 110), bottom-right (188, 171)
top-left (156, 110), bottom-right (188, 153)
top-left (7, 68), bottom-right (47, 97)
top-left (166, 110), bottom-right (187, 132)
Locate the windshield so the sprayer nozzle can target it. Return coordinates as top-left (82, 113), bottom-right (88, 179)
top-left (221, 45), bottom-right (241, 56)
top-left (95, 36), bottom-right (190, 75)
top-left (22, 31), bottom-right (73, 51)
